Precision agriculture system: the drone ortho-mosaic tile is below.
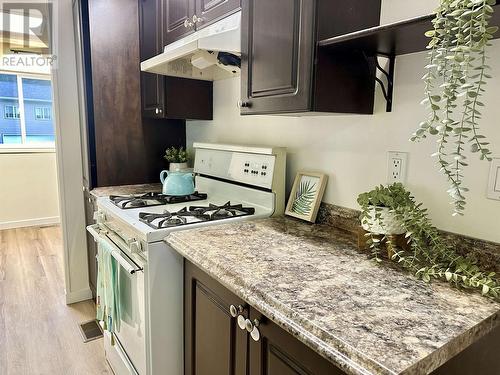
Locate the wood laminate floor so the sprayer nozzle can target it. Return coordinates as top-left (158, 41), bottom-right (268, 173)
top-left (0, 225), bottom-right (111, 375)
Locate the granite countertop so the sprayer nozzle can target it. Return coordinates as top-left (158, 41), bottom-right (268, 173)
top-left (90, 183), bottom-right (162, 198)
top-left (166, 217), bottom-right (500, 375)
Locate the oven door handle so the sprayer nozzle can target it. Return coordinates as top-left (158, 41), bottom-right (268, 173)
top-left (86, 224), bottom-right (142, 274)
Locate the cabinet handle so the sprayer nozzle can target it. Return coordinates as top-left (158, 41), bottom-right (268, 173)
top-left (184, 19), bottom-right (194, 28)
top-left (237, 315), bottom-right (247, 330)
top-left (237, 100), bottom-right (252, 109)
top-left (229, 304), bottom-right (243, 318)
top-left (245, 319), bottom-right (261, 342)
top-left (245, 318), bottom-right (260, 332)
top-left (192, 15), bottom-right (203, 24)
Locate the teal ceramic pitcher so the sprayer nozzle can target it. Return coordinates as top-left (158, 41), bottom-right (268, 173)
top-left (160, 170), bottom-right (195, 196)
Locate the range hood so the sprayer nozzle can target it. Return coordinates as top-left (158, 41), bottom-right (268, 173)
top-left (141, 12), bottom-right (241, 81)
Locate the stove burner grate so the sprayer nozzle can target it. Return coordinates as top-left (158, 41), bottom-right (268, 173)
top-left (139, 202), bottom-right (255, 229)
top-left (110, 191), bottom-right (207, 209)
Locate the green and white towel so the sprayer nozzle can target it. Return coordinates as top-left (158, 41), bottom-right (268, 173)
top-left (96, 237), bottom-right (121, 338)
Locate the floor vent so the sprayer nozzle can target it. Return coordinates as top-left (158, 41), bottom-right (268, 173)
top-left (78, 320), bottom-right (103, 343)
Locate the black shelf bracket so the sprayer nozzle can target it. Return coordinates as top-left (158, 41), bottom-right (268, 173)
top-left (363, 52), bottom-right (396, 112)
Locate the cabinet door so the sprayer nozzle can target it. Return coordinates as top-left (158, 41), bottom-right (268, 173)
top-left (240, 0), bottom-right (315, 115)
top-left (248, 308), bottom-right (347, 375)
top-left (185, 261), bottom-right (247, 375)
top-left (139, 0), bottom-right (165, 118)
top-left (195, 0), bottom-right (241, 29)
top-left (163, 0), bottom-right (196, 45)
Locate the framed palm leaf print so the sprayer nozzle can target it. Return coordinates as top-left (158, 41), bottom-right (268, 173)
top-left (285, 171), bottom-right (328, 223)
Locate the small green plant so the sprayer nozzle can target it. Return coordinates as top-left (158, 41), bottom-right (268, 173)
top-left (164, 146), bottom-right (189, 163)
top-left (358, 183), bottom-right (500, 300)
top-left (413, 0), bottom-right (497, 216)
top-left (291, 180), bottom-right (316, 215)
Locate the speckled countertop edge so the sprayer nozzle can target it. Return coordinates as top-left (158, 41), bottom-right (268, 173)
top-left (167, 232), bottom-right (388, 375)
top-left (90, 183), bottom-right (162, 198)
top-left (166, 218), bottom-right (500, 375)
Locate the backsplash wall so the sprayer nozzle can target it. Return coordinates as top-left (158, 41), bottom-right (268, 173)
top-left (187, 2), bottom-right (500, 243)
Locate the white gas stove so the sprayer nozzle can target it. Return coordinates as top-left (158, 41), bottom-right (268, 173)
top-left (88, 143), bottom-right (286, 375)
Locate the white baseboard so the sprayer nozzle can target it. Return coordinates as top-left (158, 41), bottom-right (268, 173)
top-left (0, 216), bottom-right (60, 230)
top-left (65, 287), bottom-right (93, 305)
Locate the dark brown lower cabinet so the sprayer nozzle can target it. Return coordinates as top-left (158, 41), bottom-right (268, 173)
top-left (430, 324), bottom-right (500, 375)
top-left (185, 260), bottom-right (248, 375)
top-left (185, 260), bottom-right (344, 375)
top-left (185, 260), bottom-right (500, 375)
top-left (248, 308), bottom-right (345, 375)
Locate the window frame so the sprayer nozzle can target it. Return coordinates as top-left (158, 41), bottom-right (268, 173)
top-left (34, 105), bottom-right (52, 121)
top-left (4, 104), bottom-right (20, 119)
top-left (0, 71), bottom-right (54, 150)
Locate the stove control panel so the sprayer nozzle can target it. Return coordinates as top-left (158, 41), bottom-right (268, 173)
top-left (194, 148), bottom-right (276, 189)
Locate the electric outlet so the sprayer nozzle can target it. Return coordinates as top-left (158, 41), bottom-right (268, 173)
top-left (387, 151), bottom-right (408, 184)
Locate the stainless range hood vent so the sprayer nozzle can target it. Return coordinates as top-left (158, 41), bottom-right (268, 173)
top-left (140, 12), bottom-right (241, 81)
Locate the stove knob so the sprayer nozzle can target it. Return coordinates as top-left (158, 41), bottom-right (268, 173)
top-left (129, 240), bottom-right (142, 254)
top-left (95, 212), bottom-right (106, 222)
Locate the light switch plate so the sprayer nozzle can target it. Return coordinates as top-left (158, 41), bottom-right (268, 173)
top-left (487, 158), bottom-right (500, 201)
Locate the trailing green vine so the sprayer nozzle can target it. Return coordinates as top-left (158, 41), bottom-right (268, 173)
top-left (412, 0), bottom-right (498, 215)
top-left (358, 183), bottom-right (500, 300)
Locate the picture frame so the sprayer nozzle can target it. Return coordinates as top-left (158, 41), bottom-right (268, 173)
top-left (285, 171), bottom-right (328, 223)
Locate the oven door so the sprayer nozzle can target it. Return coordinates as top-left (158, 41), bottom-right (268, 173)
top-left (87, 224), bottom-right (147, 375)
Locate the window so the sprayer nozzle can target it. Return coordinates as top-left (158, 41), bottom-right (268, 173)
top-left (0, 72), bottom-right (55, 147)
top-left (35, 106), bottom-right (52, 120)
top-left (4, 105), bottom-right (20, 119)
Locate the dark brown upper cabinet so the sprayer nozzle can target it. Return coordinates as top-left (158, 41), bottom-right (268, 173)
top-left (139, 0), bottom-right (213, 120)
top-left (163, 0), bottom-right (196, 45)
top-left (87, 0), bottom-right (186, 186)
top-left (164, 0), bottom-right (240, 45)
top-left (195, 0), bottom-right (241, 29)
top-left (240, 0), bottom-right (382, 115)
top-left (140, 0), bottom-right (165, 118)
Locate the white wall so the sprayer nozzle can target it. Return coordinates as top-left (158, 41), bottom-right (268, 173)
top-left (187, 2), bottom-right (500, 243)
top-left (0, 151), bottom-right (60, 229)
top-left (380, 0), bottom-right (438, 24)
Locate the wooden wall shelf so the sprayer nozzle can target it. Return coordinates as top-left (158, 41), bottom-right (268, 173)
top-left (318, 4), bottom-right (500, 112)
top-left (318, 4), bottom-right (500, 57)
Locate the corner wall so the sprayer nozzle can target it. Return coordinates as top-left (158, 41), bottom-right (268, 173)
top-left (0, 151), bottom-right (60, 229)
top-left (186, 1), bottom-right (500, 243)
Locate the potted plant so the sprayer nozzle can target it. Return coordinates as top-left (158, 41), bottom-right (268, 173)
top-left (358, 184), bottom-right (406, 237)
top-left (413, 0), bottom-right (498, 215)
top-left (358, 183), bottom-right (500, 300)
top-left (164, 146), bottom-right (189, 172)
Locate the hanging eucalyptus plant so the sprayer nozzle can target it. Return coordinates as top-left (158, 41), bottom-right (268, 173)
top-left (412, 0), bottom-right (498, 215)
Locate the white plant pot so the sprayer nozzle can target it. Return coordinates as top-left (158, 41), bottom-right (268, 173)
top-left (169, 162), bottom-right (188, 172)
top-left (361, 206), bottom-right (405, 235)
